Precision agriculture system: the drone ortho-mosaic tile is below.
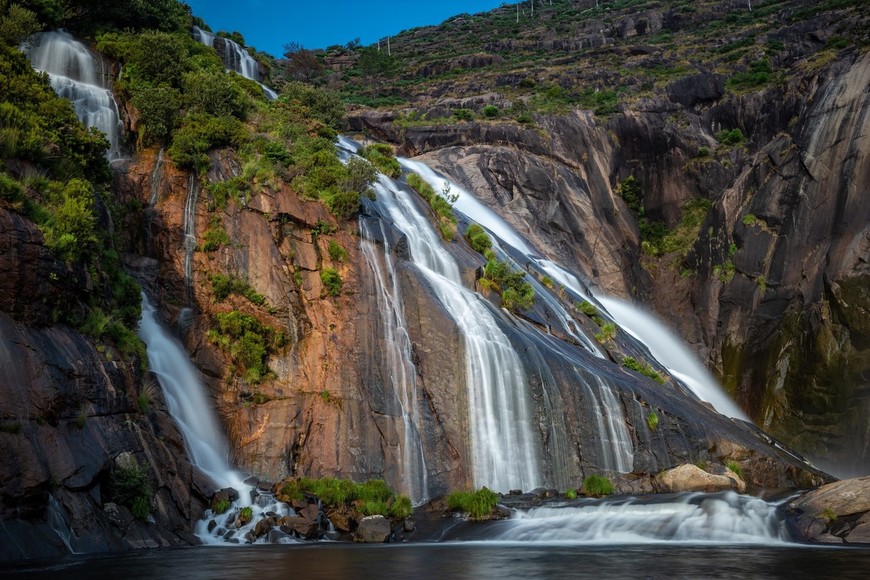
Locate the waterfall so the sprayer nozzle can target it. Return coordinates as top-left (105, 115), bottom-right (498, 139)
top-left (46, 495), bottom-right (77, 554)
top-left (138, 294), bottom-right (248, 494)
top-left (478, 492), bottom-right (792, 545)
top-left (191, 26), bottom-right (277, 100)
top-left (24, 31), bottom-right (125, 162)
top-left (596, 297), bottom-right (749, 421)
top-left (359, 218), bottom-right (430, 502)
top-left (149, 148), bottom-right (164, 207)
top-left (399, 157), bottom-right (745, 422)
top-left (371, 175), bottom-right (542, 493)
top-left (182, 173), bottom-right (199, 298)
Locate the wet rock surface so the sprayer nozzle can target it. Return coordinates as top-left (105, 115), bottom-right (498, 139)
top-left (789, 476), bottom-right (870, 545)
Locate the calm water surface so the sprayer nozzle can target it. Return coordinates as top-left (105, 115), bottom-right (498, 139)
top-left (5, 543), bottom-right (870, 579)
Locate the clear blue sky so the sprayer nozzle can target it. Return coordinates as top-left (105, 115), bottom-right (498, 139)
top-left (185, 0), bottom-right (509, 57)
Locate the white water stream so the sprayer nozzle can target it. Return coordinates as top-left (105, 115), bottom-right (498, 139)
top-left (487, 492), bottom-right (791, 545)
top-left (399, 157), bottom-right (745, 421)
top-left (371, 173), bottom-right (542, 493)
top-left (24, 31), bottom-right (125, 161)
top-left (192, 26), bottom-right (277, 100)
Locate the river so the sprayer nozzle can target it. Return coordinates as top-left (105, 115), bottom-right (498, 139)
top-left (6, 543), bottom-right (870, 579)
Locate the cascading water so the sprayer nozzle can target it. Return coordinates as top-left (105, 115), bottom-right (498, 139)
top-left (139, 294), bottom-right (298, 544)
top-left (370, 173), bottom-right (542, 493)
top-left (191, 26), bottom-right (277, 100)
top-left (138, 294), bottom-right (246, 492)
top-left (24, 31), bottom-right (125, 161)
top-left (460, 492), bottom-right (793, 545)
top-left (399, 157), bottom-right (745, 423)
top-left (596, 296), bottom-right (749, 421)
top-left (359, 218), bottom-right (430, 502)
top-left (182, 174), bottom-right (200, 298)
top-left (149, 148), bottom-right (164, 207)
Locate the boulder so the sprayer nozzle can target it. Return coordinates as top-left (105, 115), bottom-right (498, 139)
top-left (790, 476), bottom-right (870, 518)
top-left (656, 464), bottom-right (746, 493)
top-left (666, 73), bottom-right (725, 107)
top-left (353, 515), bottom-right (391, 543)
top-left (846, 523), bottom-right (870, 544)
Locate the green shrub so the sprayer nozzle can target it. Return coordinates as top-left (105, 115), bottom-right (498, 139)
top-left (465, 223), bottom-right (492, 253)
top-left (579, 301), bottom-right (599, 317)
top-left (327, 239), bottom-right (348, 263)
top-left (697, 146), bottom-right (710, 158)
top-left (131, 85), bottom-right (181, 146)
top-left (321, 268), bottom-right (343, 297)
top-left (447, 487), bottom-right (499, 519)
top-left (716, 128), bottom-right (746, 147)
top-left (595, 322), bottom-right (616, 343)
top-left (169, 113), bottom-right (248, 172)
top-left (453, 108), bottom-right (474, 121)
top-left (360, 143), bottom-right (401, 178)
top-left (726, 460), bottom-right (743, 478)
top-left (565, 489), bottom-right (577, 500)
top-left (201, 226), bottom-right (230, 252)
top-left (182, 70), bottom-right (250, 119)
top-left (281, 81), bottom-right (346, 132)
top-left (581, 475), bottom-right (613, 497)
top-left (726, 59), bottom-right (772, 92)
top-left (391, 495), bottom-right (413, 519)
top-left (213, 498), bottom-right (231, 514)
top-left (406, 173), bottom-right (457, 240)
top-left (820, 507), bottom-right (838, 522)
top-left (482, 105), bottom-right (500, 118)
top-left (621, 356), bottom-right (665, 384)
top-left (239, 506), bottom-right (253, 524)
top-left (209, 311), bottom-right (285, 383)
top-left (647, 411), bottom-right (659, 431)
top-left (210, 274), bottom-right (266, 305)
top-left (617, 176), bottom-right (642, 215)
top-left (111, 459), bottom-right (152, 520)
top-left (742, 213), bottom-right (757, 226)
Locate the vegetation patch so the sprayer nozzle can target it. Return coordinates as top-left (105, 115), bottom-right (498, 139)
top-left (360, 143), bottom-right (402, 178)
top-left (211, 274), bottom-right (266, 306)
top-left (621, 356), bottom-right (665, 384)
top-left (320, 268), bottom-right (343, 297)
top-left (407, 173), bottom-right (458, 240)
top-left (279, 477), bottom-right (412, 519)
top-left (208, 311), bottom-right (286, 383)
top-left (647, 411), bottom-right (659, 431)
top-left (581, 475), bottom-right (614, 497)
top-left (110, 459), bottom-right (152, 521)
top-left (446, 487), bottom-right (500, 519)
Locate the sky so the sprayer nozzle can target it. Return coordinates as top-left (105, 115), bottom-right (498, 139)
top-left (185, 0), bottom-right (509, 57)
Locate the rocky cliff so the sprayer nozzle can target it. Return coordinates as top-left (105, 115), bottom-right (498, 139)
top-left (347, 37), bottom-right (870, 477)
top-left (0, 206), bottom-right (208, 560)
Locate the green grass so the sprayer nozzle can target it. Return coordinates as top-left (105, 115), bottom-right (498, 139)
top-left (621, 356), bottom-right (665, 384)
top-left (647, 411), bottom-right (659, 431)
top-left (213, 498), bottom-right (231, 514)
top-left (279, 477), bottom-right (411, 519)
top-left (447, 487), bottom-right (500, 519)
top-left (407, 173), bottom-right (458, 240)
top-left (595, 322), bottom-right (616, 343)
top-left (320, 268), bottom-right (343, 297)
top-left (726, 460), bottom-right (743, 478)
top-left (581, 475), bottom-right (613, 497)
top-left (327, 239), bottom-right (349, 263)
top-left (579, 300), bottom-right (599, 317)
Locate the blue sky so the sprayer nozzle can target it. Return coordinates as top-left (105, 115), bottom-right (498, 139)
top-left (185, 0), bottom-right (509, 57)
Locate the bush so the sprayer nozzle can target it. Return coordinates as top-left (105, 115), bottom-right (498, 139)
top-left (169, 113), bottom-right (248, 172)
top-left (579, 301), bottom-right (599, 317)
top-left (465, 223), bottom-right (492, 253)
top-left (239, 506), bottom-right (253, 524)
top-left (565, 489), bottom-right (577, 500)
top-left (581, 475), bottom-right (613, 497)
top-left (111, 459), bottom-right (152, 520)
top-left (182, 70), bottom-right (250, 119)
top-left (716, 128), bottom-right (745, 147)
top-left (210, 274), bottom-right (265, 305)
top-left (618, 176), bottom-right (642, 215)
top-left (281, 82), bottom-right (345, 132)
top-left (320, 268), bottom-right (342, 297)
top-left (697, 146), bottom-right (710, 158)
top-left (131, 85), bottom-right (181, 146)
top-left (621, 356), bottom-right (665, 384)
top-left (406, 173), bottom-right (457, 240)
top-left (595, 322), bottom-right (616, 343)
top-left (453, 108), bottom-right (474, 121)
top-left (391, 495), bottom-right (413, 519)
top-left (726, 460), bottom-right (743, 478)
top-left (213, 498), bottom-right (231, 514)
top-left (327, 239), bottom-right (348, 263)
top-left (43, 179), bottom-right (98, 263)
top-left (647, 411), bottom-right (659, 431)
top-left (209, 311), bottom-right (285, 383)
top-left (482, 104), bottom-right (500, 118)
top-left (360, 143), bottom-right (401, 178)
top-left (447, 487), bottom-right (499, 519)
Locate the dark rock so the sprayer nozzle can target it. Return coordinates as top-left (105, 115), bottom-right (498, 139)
top-left (353, 515), bottom-right (391, 543)
top-left (253, 518), bottom-right (272, 538)
top-left (666, 74), bottom-right (725, 108)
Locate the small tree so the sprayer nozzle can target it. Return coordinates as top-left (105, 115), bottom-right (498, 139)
top-left (284, 41), bottom-right (324, 83)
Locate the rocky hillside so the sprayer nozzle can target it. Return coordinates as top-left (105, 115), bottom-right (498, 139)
top-left (340, 0), bottom-right (870, 476)
top-left (0, 0), bottom-right (866, 560)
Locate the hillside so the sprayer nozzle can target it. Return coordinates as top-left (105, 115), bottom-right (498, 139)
top-left (1, 0), bottom-right (868, 559)
top-left (335, 0), bottom-right (870, 476)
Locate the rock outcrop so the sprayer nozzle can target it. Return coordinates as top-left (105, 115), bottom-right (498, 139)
top-left (348, 48), bottom-right (870, 477)
top-left (790, 476), bottom-right (870, 544)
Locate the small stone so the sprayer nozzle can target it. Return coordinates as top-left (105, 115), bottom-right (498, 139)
top-left (207, 519), bottom-right (217, 533)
